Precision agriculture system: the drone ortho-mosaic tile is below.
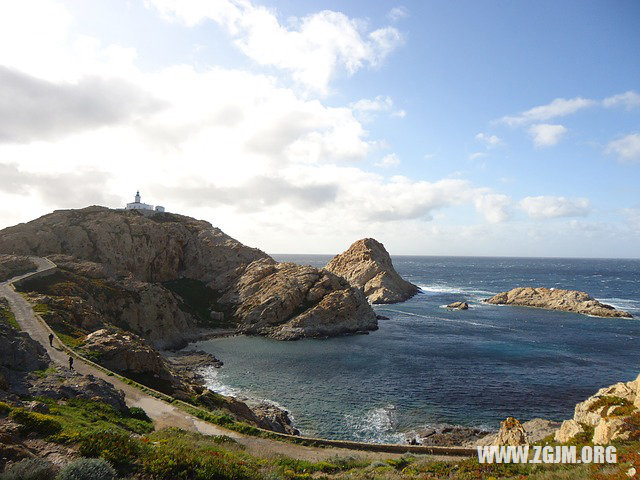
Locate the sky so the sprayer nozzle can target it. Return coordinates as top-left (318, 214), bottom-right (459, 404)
top-left (0, 1), bottom-right (639, 257)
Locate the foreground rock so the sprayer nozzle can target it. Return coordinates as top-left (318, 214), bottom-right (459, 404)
top-left (485, 287), bottom-right (632, 318)
top-left (325, 238), bottom-right (418, 304)
top-left (494, 417), bottom-right (528, 446)
top-left (554, 373), bottom-right (640, 444)
top-left (468, 418), bottom-right (560, 447)
top-left (446, 301), bottom-right (468, 310)
top-left (0, 207), bottom-right (377, 344)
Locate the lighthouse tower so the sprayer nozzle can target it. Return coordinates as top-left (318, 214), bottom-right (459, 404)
top-left (125, 191), bottom-right (154, 211)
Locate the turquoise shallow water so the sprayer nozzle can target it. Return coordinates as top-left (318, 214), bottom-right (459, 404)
top-left (189, 256), bottom-right (640, 443)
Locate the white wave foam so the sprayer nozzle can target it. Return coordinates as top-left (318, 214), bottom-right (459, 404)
top-left (380, 307), bottom-right (500, 329)
top-left (343, 404), bottom-right (404, 444)
top-left (417, 284), bottom-right (496, 297)
top-left (597, 297), bottom-right (640, 312)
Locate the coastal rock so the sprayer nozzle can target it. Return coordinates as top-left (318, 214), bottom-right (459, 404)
top-left (485, 287), bottom-right (632, 318)
top-left (554, 420), bottom-right (584, 443)
top-left (0, 322), bottom-right (49, 372)
top-left (521, 418), bottom-right (562, 443)
top-left (325, 238), bottom-right (419, 304)
top-left (593, 417), bottom-right (629, 444)
top-left (554, 373), bottom-right (640, 443)
top-left (0, 207), bottom-right (377, 342)
top-left (411, 424), bottom-right (491, 447)
top-left (446, 301), bottom-right (469, 310)
top-left (82, 329), bottom-right (181, 386)
top-left (494, 417), bottom-right (528, 446)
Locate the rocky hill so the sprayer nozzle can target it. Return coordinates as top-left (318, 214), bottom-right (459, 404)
top-left (0, 207), bottom-right (377, 347)
top-left (325, 238), bottom-right (418, 304)
top-left (0, 255), bottom-right (36, 282)
top-left (485, 287), bottom-right (632, 318)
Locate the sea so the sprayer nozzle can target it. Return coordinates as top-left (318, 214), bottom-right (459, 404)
top-left (188, 255), bottom-right (640, 444)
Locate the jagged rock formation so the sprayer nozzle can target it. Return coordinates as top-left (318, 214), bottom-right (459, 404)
top-left (0, 207), bottom-right (377, 345)
top-left (0, 255), bottom-right (36, 282)
top-left (81, 329), bottom-right (185, 390)
top-left (494, 417), bottom-right (528, 446)
top-left (446, 301), bottom-right (468, 310)
top-left (485, 287), bottom-right (632, 318)
top-left (467, 419), bottom-right (560, 447)
top-left (325, 238), bottom-right (418, 304)
top-left (554, 373), bottom-right (640, 444)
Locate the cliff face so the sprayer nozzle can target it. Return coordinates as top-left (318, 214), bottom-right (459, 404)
top-left (485, 287), bottom-right (632, 318)
top-left (0, 207), bottom-right (377, 345)
top-left (325, 238), bottom-right (418, 304)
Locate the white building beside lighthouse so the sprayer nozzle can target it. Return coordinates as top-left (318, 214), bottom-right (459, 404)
top-left (125, 191), bottom-right (165, 212)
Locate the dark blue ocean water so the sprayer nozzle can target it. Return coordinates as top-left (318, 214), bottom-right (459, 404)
top-left (191, 256), bottom-right (640, 443)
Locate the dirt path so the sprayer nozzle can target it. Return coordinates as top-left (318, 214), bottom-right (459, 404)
top-left (0, 258), bottom-right (470, 462)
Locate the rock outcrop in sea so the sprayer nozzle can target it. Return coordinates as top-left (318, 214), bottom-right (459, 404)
top-left (0, 207), bottom-right (377, 346)
top-left (446, 301), bottom-right (468, 310)
top-left (325, 238), bottom-right (418, 304)
top-left (485, 287), bottom-right (632, 318)
top-left (554, 373), bottom-right (640, 444)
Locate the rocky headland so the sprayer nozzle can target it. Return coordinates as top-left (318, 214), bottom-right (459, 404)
top-left (325, 238), bottom-right (419, 304)
top-left (0, 206), bottom-right (377, 347)
top-left (485, 287), bottom-right (632, 318)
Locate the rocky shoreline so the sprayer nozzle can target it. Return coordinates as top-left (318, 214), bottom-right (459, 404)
top-left (485, 286), bottom-right (633, 318)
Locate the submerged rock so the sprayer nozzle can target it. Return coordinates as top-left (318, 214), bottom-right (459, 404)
top-left (485, 287), bottom-right (632, 318)
top-left (325, 238), bottom-right (419, 304)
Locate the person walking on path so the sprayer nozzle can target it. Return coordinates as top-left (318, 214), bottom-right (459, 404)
top-left (68, 356), bottom-right (74, 370)
top-left (48, 333), bottom-right (54, 347)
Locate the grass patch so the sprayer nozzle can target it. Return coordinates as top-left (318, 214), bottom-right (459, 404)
top-left (0, 298), bottom-right (20, 330)
top-left (33, 366), bottom-right (58, 378)
top-left (589, 396), bottom-right (634, 417)
top-left (9, 408), bottom-right (62, 436)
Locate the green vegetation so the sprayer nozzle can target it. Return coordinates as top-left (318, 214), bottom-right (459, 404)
top-left (0, 457), bottom-right (59, 480)
top-left (9, 408), bottom-right (62, 436)
top-left (0, 298), bottom-right (19, 330)
top-left (163, 278), bottom-right (233, 328)
top-left (56, 458), bottom-right (116, 480)
top-left (34, 366), bottom-right (58, 378)
top-left (589, 395), bottom-right (636, 417)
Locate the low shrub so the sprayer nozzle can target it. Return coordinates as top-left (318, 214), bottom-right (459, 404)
top-left (127, 406), bottom-right (151, 422)
top-left (0, 401), bottom-right (11, 414)
top-left (9, 408), bottom-right (62, 436)
top-left (77, 429), bottom-right (144, 475)
top-left (55, 458), bottom-right (116, 480)
top-left (0, 457), bottom-right (59, 480)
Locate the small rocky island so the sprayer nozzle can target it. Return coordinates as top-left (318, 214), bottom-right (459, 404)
top-left (325, 238), bottom-right (419, 304)
top-left (485, 287), bottom-right (632, 318)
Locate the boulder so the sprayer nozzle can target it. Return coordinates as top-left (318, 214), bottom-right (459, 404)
top-left (0, 323), bottom-right (49, 372)
top-left (521, 418), bottom-right (561, 443)
top-left (325, 238), bottom-right (418, 304)
top-left (554, 419), bottom-right (584, 443)
top-left (494, 417), bottom-right (528, 446)
top-left (485, 287), bottom-right (632, 318)
top-left (82, 329), bottom-right (179, 384)
top-left (446, 301), bottom-right (469, 310)
top-left (593, 417), bottom-right (629, 444)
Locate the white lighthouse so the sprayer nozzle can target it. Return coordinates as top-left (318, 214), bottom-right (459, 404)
top-left (125, 191), bottom-right (165, 213)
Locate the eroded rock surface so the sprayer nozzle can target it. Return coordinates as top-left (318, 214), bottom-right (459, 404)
top-left (0, 207), bottom-right (377, 342)
top-left (494, 417), bottom-right (528, 446)
top-left (485, 287), bottom-right (632, 318)
top-left (325, 238), bottom-right (418, 304)
top-left (0, 254), bottom-right (37, 282)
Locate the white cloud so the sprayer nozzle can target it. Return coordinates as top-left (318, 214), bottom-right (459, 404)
top-left (351, 95), bottom-right (393, 113)
top-left (475, 132), bottom-right (501, 147)
top-left (468, 152), bottom-right (487, 161)
top-left (528, 123), bottom-right (567, 148)
top-left (519, 196), bottom-right (590, 219)
top-left (603, 91), bottom-right (640, 110)
top-left (605, 133), bottom-right (640, 163)
top-left (391, 109), bottom-right (406, 118)
top-left (500, 97), bottom-right (595, 126)
top-left (375, 153), bottom-right (400, 168)
top-left (474, 193), bottom-right (511, 223)
top-left (387, 6), bottom-right (408, 22)
top-left (146, 0), bottom-right (403, 94)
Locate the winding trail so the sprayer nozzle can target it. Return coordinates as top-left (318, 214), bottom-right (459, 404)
top-left (0, 258), bottom-right (474, 462)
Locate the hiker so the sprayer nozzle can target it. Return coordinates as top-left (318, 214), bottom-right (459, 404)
top-left (48, 333), bottom-right (54, 347)
top-left (68, 356), bottom-right (74, 370)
